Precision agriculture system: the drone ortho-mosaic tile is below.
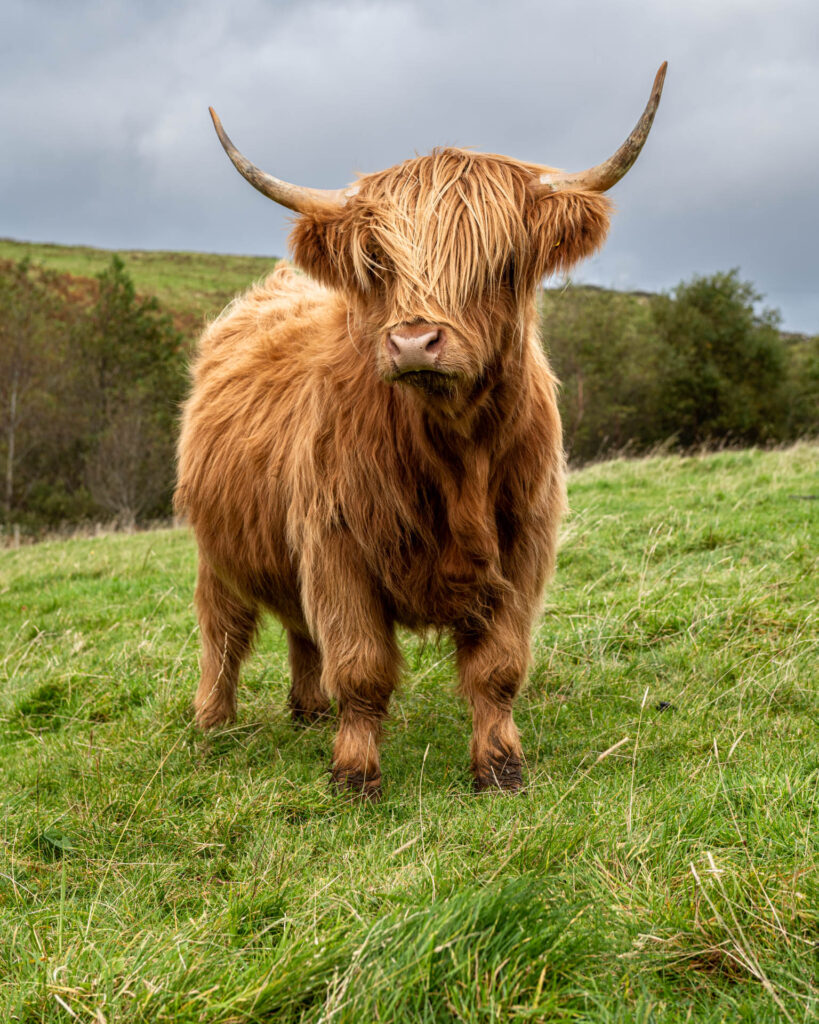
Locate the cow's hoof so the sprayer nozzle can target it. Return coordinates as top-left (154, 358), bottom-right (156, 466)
top-left (330, 766), bottom-right (382, 802)
top-left (290, 702), bottom-right (332, 727)
top-left (194, 704), bottom-right (236, 731)
top-left (473, 758), bottom-right (524, 794)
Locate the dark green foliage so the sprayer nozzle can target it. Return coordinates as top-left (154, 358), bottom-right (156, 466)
top-left (78, 256), bottom-right (185, 523)
top-left (651, 271), bottom-right (788, 446)
top-left (0, 256), bottom-right (185, 532)
top-left (544, 271), bottom-right (817, 464)
top-left (783, 332), bottom-right (819, 438)
top-left (542, 286), bottom-right (662, 460)
top-left (0, 259), bottom-right (80, 525)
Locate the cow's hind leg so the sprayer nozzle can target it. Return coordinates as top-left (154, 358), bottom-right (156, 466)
top-left (456, 613), bottom-right (529, 793)
top-left (287, 629), bottom-right (330, 723)
top-left (194, 561), bottom-right (258, 730)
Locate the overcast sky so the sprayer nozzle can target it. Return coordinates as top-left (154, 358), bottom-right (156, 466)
top-left (2, 0), bottom-right (817, 331)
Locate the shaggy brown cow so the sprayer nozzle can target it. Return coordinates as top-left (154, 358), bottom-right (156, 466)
top-left (175, 64), bottom-right (666, 798)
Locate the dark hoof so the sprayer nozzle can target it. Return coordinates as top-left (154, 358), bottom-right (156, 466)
top-left (473, 758), bottom-right (524, 794)
top-left (330, 766), bottom-right (382, 802)
top-left (290, 703), bottom-right (332, 726)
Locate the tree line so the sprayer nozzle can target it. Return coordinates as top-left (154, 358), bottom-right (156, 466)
top-left (1, 256), bottom-right (817, 535)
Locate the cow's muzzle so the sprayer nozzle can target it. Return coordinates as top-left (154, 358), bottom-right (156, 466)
top-left (387, 324), bottom-right (447, 375)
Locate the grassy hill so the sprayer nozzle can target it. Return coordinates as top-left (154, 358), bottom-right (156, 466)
top-left (0, 237), bottom-right (279, 330)
top-left (1, 445), bottom-right (817, 1022)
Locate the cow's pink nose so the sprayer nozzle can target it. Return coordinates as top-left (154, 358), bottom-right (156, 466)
top-left (387, 324), bottom-right (446, 372)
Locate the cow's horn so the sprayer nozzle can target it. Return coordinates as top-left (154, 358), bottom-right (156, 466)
top-left (209, 108), bottom-right (349, 214)
top-left (537, 62), bottom-right (667, 194)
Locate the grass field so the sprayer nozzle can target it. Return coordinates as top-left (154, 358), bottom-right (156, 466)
top-left (1, 445), bottom-right (817, 1022)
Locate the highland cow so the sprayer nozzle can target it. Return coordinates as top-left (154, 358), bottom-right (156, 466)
top-left (175, 65), bottom-right (666, 798)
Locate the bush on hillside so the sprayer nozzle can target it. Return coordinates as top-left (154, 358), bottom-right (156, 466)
top-left (542, 287), bottom-right (662, 461)
top-left (77, 256), bottom-right (185, 523)
top-left (651, 271), bottom-right (788, 446)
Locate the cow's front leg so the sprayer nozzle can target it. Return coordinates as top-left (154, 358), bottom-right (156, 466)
top-left (303, 535), bottom-right (399, 800)
top-left (323, 625), bottom-right (399, 800)
top-left (455, 612), bottom-right (531, 793)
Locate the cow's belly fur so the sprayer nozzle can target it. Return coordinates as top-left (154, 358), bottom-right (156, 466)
top-left (182, 444), bottom-right (507, 637)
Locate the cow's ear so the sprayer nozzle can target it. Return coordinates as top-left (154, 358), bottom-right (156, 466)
top-left (288, 209), bottom-right (351, 291)
top-left (529, 190), bottom-right (612, 279)
top-left (289, 208), bottom-right (380, 296)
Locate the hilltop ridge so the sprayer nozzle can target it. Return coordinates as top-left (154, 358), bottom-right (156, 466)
top-left (0, 237), bottom-right (279, 332)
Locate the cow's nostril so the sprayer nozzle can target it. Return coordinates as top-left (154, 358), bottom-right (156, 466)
top-left (388, 326), bottom-right (446, 370)
top-left (424, 331), bottom-right (442, 353)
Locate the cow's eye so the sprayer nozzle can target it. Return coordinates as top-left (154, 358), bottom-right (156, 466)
top-left (364, 246), bottom-right (391, 284)
top-left (503, 254), bottom-right (517, 291)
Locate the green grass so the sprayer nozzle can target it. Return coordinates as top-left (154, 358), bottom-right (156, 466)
top-left (1, 445), bottom-right (817, 1022)
top-left (0, 238), bottom-right (278, 328)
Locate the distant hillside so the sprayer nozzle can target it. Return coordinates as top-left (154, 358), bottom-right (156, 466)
top-left (2, 243), bottom-right (816, 530)
top-left (7, 235), bottom-right (812, 349)
top-left (0, 237), bottom-right (665, 339)
top-left (0, 238), bottom-right (279, 334)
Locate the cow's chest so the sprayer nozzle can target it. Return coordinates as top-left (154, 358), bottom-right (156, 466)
top-left (374, 482), bottom-right (504, 630)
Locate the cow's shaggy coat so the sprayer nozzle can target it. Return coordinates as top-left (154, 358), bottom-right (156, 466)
top-left (176, 148), bottom-right (613, 796)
